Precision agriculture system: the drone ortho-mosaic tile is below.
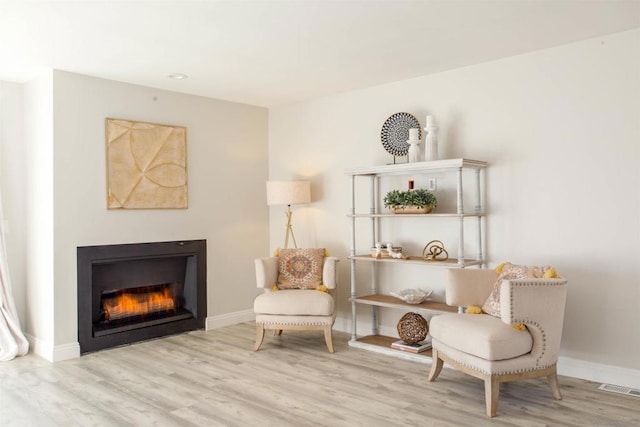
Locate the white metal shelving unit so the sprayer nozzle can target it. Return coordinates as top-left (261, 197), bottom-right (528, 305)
top-left (346, 158), bottom-right (488, 362)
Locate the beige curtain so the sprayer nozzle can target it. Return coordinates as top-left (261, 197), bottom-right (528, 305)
top-left (0, 190), bottom-right (28, 361)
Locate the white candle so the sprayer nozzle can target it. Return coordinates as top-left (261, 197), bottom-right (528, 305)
top-left (408, 128), bottom-right (419, 140)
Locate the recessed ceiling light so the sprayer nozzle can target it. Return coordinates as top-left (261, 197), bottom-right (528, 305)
top-left (168, 73), bottom-right (188, 80)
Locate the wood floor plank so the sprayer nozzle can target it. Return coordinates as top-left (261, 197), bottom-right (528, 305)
top-left (0, 322), bottom-right (638, 426)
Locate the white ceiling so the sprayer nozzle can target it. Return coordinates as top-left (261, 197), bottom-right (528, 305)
top-left (1, 1), bottom-right (638, 107)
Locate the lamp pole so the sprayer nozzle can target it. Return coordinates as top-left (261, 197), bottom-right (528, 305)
top-left (284, 204), bottom-right (298, 249)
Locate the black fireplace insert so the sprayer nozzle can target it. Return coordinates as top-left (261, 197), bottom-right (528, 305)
top-left (77, 240), bottom-right (206, 354)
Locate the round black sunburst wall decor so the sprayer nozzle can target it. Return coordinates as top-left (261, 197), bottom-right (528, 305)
top-left (380, 112), bottom-right (421, 157)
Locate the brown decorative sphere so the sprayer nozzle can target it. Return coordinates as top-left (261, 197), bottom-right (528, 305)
top-left (397, 312), bottom-right (429, 344)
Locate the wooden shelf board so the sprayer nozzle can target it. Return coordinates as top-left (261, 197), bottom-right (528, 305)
top-left (351, 294), bottom-right (457, 313)
top-left (349, 255), bottom-right (483, 268)
top-left (349, 335), bottom-right (433, 363)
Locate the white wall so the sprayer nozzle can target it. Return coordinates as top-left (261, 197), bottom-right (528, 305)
top-left (269, 29), bottom-right (640, 387)
top-left (3, 70), bottom-right (269, 360)
top-left (23, 72), bottom-right (56, 355)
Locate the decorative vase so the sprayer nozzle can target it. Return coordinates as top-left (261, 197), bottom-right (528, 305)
top-left (407, 128), bottom-right (421, 163)
top-left (408, 140), bottom-right (421, 163)
top-left (424, 115), bottom-right (438, 161)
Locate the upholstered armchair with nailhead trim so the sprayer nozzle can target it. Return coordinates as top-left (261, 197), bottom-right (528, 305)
top-left (253, 252), bottom-right (339, 353)
top-left (428, 268), bottom-right (568, 417)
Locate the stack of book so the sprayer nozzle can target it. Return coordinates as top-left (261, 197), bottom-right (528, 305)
top-left (391, 339), bottom-right (432, 354)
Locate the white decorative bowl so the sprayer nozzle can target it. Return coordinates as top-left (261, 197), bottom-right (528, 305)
top-left (389, 289), bottom-right (433, 304)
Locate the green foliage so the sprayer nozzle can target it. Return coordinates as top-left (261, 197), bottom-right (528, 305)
top-left (383, 189), bottom-right (437, 210)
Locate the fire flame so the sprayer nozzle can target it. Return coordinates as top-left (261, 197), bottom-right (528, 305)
top-left (103, 287), bottom-right (175, 321)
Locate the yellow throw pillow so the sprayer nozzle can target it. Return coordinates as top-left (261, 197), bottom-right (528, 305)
top-left (482, 263), bottom-right (557, 318)
top-left (316, 284), bottom-right (329, 293)
top-left (495, 262), bottom-right (508, 274)
top-left (543, 267), bottom-right (559, 278)
top-left (465, 305), bottom-right (483, 314)
top-left (512, 323), bottom-right (527, 331)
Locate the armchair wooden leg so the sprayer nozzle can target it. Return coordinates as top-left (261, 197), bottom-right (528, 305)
top-left (253, 323), bottom-right (265, 351)
top-left (428, 349), bottom-right (444, 381)
top-left (323, 326), bottom-right (334, 353)
top-left (547, 370), bottom-right (563, 400)
top-left (484, 375), bottom-right (500, 417)
top-left (273, 329), bottom-right (283, 336)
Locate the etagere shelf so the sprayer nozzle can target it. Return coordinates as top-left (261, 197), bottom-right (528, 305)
top-left (346, 158), bottom-right (487, 362)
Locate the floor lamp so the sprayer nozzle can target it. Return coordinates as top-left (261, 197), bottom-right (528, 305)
top-left (266, 180), bottom-right (311, 249)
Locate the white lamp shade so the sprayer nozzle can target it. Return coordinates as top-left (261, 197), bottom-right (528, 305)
top-left (266, 180), bottom-right (311, 206)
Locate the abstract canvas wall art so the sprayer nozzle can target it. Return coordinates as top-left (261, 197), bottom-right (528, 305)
top-left (106, 118), bottom-right (188, 209)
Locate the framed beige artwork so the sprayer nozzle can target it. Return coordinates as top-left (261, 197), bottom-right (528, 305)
top-left (106, 118), bottom-right (188, 209)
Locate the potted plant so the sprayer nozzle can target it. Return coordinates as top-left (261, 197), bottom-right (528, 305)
top-left (383, 188), bottom-right (437, 214)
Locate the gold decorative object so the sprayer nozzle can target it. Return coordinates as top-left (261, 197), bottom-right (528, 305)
top-left (422, 240), bottom-right (448, 261)
top-left (397, 312), bottom-right (429, 344)
top-left (106, 118), bottom-right (187, 209)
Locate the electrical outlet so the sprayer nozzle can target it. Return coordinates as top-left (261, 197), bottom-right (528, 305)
top-left (427, 178), bottom-right (437, 191)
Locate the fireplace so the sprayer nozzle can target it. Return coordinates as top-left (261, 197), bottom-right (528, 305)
top-left (77, 240), bottom-right (206, 354)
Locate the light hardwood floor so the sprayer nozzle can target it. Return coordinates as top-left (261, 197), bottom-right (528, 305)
top-left (0, 323), bottom-right (637, 426)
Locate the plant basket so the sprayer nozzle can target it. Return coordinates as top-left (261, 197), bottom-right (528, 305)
top-left (384, 189), bottom-right (437, 215)
top-left (391, 206), bottom-right (433, 214)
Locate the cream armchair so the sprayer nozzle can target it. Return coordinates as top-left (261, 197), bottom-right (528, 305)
top-left (253, 256), bottom-right (339, 352)
top-left (428, 268), bottom-right (568, 417)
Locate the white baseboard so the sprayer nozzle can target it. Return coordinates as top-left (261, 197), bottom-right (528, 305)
top-left (24, 333), bottom-right (80, 362)
top-left (206, 309), bottom-right (255, 330)
top-left (52, 342), bottom-right (80, 362)
top-left (24, 332), bottom-right (52, 361)
top-left (558, 356), bottom-right (640, 390)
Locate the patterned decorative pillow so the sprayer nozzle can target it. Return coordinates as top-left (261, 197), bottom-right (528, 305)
top-left (277, 248), bottom-right (325, 290)
top-left (481, 263), bottom-right (554, 317)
